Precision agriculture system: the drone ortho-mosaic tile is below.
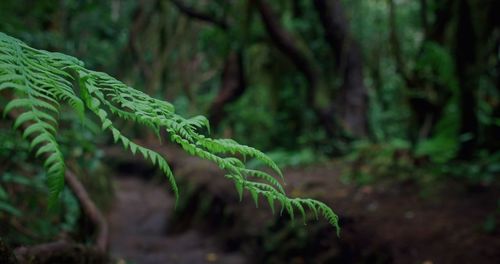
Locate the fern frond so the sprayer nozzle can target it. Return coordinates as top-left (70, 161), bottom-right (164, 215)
top-left (1, 33), bottom-right (66, 205)
top-left (0, 32), bottom-right (339, 233)
top-left (199, 138), bottom-right (284, 179)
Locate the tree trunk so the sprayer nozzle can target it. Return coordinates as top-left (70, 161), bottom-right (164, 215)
top-left (208, 51), bottom-right (246, 128)
top-left (172, 0), bottom-right (243, 129)
top-left (253, 0), bottom-right (320, 107)
top-left (253, 0), bottom-right (346, 138)
top-left (313, 0), bottom-right (368, 137)
top-left (455, 0), bottom-right (478, 159)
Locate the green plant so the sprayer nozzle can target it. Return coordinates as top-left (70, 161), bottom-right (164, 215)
top-left (0, 32), bottom-right (339, 233)
top-left (342, 139), bottom-right (413, 184)
top-left (0, 127), bottom-right (82, 245)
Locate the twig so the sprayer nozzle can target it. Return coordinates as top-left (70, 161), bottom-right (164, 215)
top-left (64, 170), bottom-right (108, 251)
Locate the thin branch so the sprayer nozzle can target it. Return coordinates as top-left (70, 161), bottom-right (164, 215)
top-left (65, 170), bottom-right (108, 251)
top-left (208, 51), bottom-right (246, 128)
top-left (170, 1), bottom-right (247, 128)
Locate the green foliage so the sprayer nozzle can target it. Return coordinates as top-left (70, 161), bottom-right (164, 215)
top-left (343, 139), bottom-right (413, 184)
top-left (0, 171), bottom-right (82, 245)
top-left (344, 139), bottom-right (500, 188)
top-left (247, 148), bottom-right (325, 170)
top-left (0, 128), bottom-right (82, 245)
top-left (0, 32), bottom-right (339, 232)
top-left (439, 150), bottom-right (500, 184)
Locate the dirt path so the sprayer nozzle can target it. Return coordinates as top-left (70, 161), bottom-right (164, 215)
top-left (103, 145), bottom-right (500, 263)
top-left (107, 177), bottom-right (245, 264)
top-left (168, 161), bottom-right (500, 263)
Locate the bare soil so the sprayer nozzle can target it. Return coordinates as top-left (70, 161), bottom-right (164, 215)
top-left (108, 176), bottom-right (244, 264)
top-left (105, 145), bottom-right (500, 264)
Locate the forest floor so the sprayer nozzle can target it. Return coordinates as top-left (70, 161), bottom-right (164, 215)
top-left (105, 145), bottom-right (500, 264)
top-left (282, 165), bottom-right (500, 263)
top-left (107, 175), bottom-right (245, 264)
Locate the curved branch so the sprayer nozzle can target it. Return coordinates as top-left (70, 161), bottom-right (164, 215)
top-left (65, 170), bottom-right (108, 251)
top-left (170, 0), bottom-right (228, 30)
top-left (208, 51), bottom-right (246, 128)
top-left (253, 0), bottom-right (319, 106)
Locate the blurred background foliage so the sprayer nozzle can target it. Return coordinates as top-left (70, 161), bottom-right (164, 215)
top-left (0, 0), bottom-right (499, 247)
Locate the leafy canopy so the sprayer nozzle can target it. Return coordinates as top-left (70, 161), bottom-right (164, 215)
top-left (0, 32), bottom-right (339, 233)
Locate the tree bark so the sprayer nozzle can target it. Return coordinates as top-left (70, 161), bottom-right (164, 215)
top-left (389, 0), bottom-right (428, 141)
top-left (65, 170), bottom-right (109, 251)
top-left (208, 51), bottom-right (246, 128)
top-left (313, 0), bottom-right (368, 137)
top-left (252, 0), bottom-right (347, 137)
top-left (428, 0), bottom-right (453, 44)
top-left (170, 0), bottom-right (228, 29)
top-left (420, 0), bottom-right (429, 37)
top-left (253, 0), bottom-right (320, 107)
top-left (171, 0), bottom-right (246, 129)
top-left (455, 0), bottom-right (478, 159)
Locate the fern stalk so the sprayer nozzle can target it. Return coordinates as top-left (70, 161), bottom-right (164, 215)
top-left (0, 32), bottom-right (339, 233)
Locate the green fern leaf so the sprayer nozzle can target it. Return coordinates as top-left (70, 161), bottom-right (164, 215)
top-left (0, 32), bottom-right (339, 233)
